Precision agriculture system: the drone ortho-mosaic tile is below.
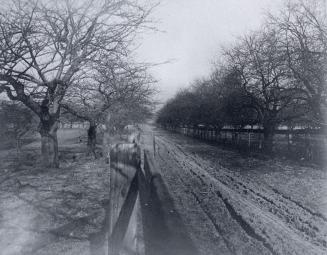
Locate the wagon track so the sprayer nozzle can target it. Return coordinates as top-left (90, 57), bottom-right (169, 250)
top-left (151, 132), bottom-right (327, 255)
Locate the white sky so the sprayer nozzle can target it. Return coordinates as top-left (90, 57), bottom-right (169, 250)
top-left (135, 0), bottom-right (284, 103)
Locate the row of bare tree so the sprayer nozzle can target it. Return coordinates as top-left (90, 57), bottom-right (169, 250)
top-left (0, 0), bottom-right (157, 167)
top-left (157, 0), bottom-right (326, 153)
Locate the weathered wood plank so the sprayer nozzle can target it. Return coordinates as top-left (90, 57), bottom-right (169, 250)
top-left (108, 143), bottom-right (141, 255)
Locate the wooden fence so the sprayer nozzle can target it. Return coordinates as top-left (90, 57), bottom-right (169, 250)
top-left (105, 142), bottom-right (197, 255)
top-left (164, 126), bottom-right (326, 163)
top-left (108, 143), bottom-right (141, 255)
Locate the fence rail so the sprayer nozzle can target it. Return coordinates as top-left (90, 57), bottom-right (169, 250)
top-left (164, 126), bottom-right (326, 163)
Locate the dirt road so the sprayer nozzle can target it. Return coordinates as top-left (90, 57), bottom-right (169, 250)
top-left (140, 124), bottom-right (327, 255)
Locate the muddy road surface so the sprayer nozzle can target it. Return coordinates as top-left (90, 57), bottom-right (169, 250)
top-left (140, 124), bottom-right (327, 255)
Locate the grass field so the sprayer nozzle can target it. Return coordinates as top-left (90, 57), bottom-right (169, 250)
top-left (0, 128), bottom-right (111, 255)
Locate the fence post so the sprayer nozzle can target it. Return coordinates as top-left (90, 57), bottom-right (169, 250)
top-left (153, 133), bottom-right (156, 156)
top-left (109, 172), bottom-right (138, 255)
top-left (287, 130), bottom-right (293, 153)
top-left (108, 144), bottom-right (141, 255)
top-left (305, 132), bottom-right (313, 161)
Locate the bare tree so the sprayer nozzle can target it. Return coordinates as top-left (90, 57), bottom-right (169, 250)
top-left (224, 27), bottom-right (304, 152)
top-left (269, 0), bottom-right (327, 126)
top-left (0, 0), bottom-right (153, 167)
top-left (62, 60), bottom-right (156, 156)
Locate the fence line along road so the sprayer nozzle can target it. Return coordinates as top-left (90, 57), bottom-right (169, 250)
top-left (163, 126), bottom-right (326, 163)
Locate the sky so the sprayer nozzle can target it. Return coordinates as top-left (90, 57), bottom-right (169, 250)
top-left (135, 0), bottom-right (284, 103)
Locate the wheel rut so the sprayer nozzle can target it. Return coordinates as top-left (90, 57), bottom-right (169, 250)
top-left (153, 134), bottom-right (327, 255)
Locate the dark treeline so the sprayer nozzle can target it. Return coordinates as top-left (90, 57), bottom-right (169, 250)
top-left (157, 0), bottom-right (327, 154)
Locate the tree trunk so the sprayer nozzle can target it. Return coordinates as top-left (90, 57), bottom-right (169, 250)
top-left (263, 124), bottom-right (275, 154)
top-left (87, 122), bottom-right (97, 158)
top-left (39, 120), bottom-right (59, 168)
